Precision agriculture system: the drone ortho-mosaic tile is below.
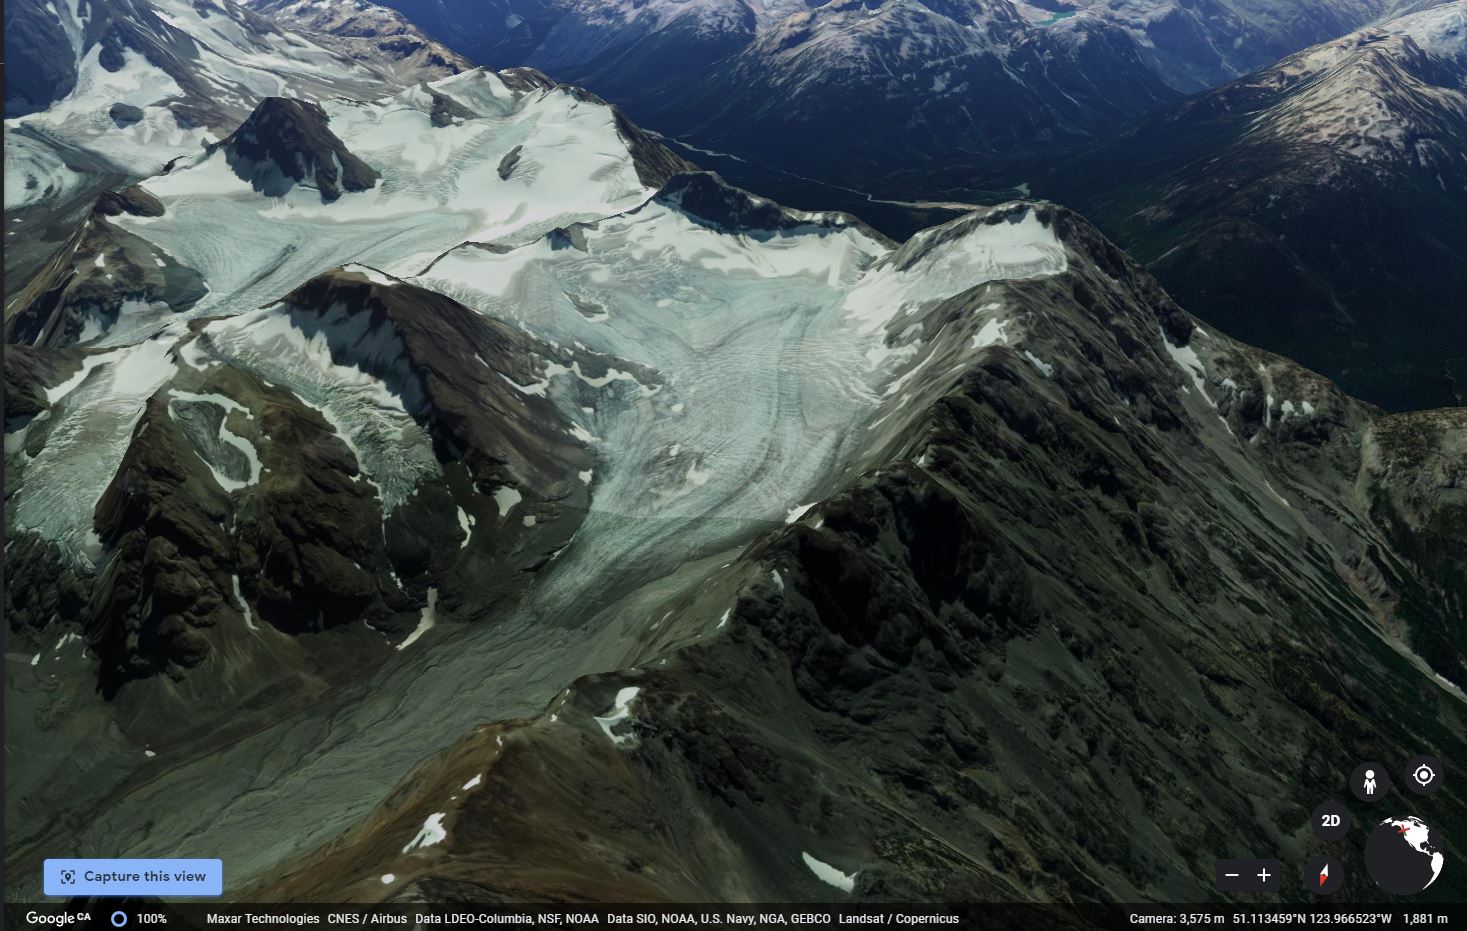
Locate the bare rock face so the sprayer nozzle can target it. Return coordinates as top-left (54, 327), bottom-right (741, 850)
top-left (214, 98), bottom-right (381, 201)
top-left (5, 198), bottom-right (206, 349)
top-left (45, 270), bottom-right (634, 713)
top-left (89, 391), bottom-right (238, 696)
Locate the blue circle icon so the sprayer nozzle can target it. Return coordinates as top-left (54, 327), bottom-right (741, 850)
top-left (111, 912), bottom-right (128, 927)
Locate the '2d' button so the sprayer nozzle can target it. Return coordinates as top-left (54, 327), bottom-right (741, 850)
top-left (1312, 800), bottom-right (1352, 841)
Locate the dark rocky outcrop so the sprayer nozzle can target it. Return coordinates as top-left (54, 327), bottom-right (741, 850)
top-left (275, 267), bottom-right (593, 495)
top-left (213, 98), bottom-right (380, 201)
top-left (107, 102), bottom-right (144, 126)
top-left (656, 171), bottom-right (889, 245)
top-left (58, 271), bottom-right (621, 702)
top-left (4, 200), bottom-right (205, 348)
top-left (88, 391), bottom-right (239, 696)
top-left (81, 359), bottom-right (412, 698)
top-left (94, 184), bottom-right (165, 218)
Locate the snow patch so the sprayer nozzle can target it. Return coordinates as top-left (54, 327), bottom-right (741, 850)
top-left (802, 852), bottom-right (856, 893)
top-left (785, 502), bottom-right (815, 524)
top-left (395, 588), bottom-right (438, 651)
top-left (972, 316), bottom-right (1010, 349)
top-left (1161, 327), bottom-right (1212, 404)
top-left (401, 812), bottom-right (448, 853)
top-left (493, 486), bottom-right (522, 519)
top-left (232, 575), bottom-right (258, 632)
top-left (594, 686), bottom-right (641, 748)
top-left (457, 506), bottom-right (474, 548)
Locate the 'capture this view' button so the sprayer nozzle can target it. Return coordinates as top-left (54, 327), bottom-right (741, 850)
top-left (43, 859), bottom-right (223, 897)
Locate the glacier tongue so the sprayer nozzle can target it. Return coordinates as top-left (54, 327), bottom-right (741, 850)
top-left (413, 191), bottom-right (1070, 618)
top-left (8, 335), bottom-right (180, 565)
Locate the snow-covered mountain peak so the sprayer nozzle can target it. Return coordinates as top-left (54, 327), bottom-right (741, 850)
top-left (1394, 0), bottom-right (1467, 65)
top-left (0, 65), bottom-right (703, 363)
top-left (1242, 7), bottom-right (1467, 164)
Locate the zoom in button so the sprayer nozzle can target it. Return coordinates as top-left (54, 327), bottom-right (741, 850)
top-left (1215, 859), bottom-right (1282, 893)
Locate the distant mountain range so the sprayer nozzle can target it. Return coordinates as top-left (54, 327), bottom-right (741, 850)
top-left (243, 0), bottom-right (472, 82)
top-left (361, 0), bottom-right (1458, 175)
top-left (1041, 1), bottom-right (1467, 411)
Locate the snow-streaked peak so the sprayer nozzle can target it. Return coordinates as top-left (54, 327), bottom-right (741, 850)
top-left (2, 0), bottom-right (407, 206)
top-left (1233, 2), bottom-right (1467, 164)
top-left (1395, 1), bottom-right (1467, 63)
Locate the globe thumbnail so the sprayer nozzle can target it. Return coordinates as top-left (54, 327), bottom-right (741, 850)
top-left (1365, 817), bottom-right (1445, 895)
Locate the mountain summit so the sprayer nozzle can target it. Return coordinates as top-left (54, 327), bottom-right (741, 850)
top-left (213, 98), bottom-right (381, 201)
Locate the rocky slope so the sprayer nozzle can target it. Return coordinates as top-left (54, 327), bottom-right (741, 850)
top-left (1042, 1), bottom-right (1467, 412)
top-left (211, 97), bottom-right (383, 201)
top-left (4, 185), bottom-right (207, 347)
top-left (244, 200), bottom-right (1467, 904)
